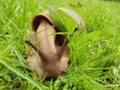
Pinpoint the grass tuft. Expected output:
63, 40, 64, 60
0, 0, 120, 89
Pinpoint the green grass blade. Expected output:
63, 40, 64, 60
0, 57, 47, 90
49, 7, 77, 35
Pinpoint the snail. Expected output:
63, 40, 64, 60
25, 8, 86, 81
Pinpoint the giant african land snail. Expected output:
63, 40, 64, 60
25, 8, 86, 81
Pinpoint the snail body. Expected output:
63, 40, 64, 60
26, 11, 69, 81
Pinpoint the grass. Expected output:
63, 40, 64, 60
0, 0, 120, 89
